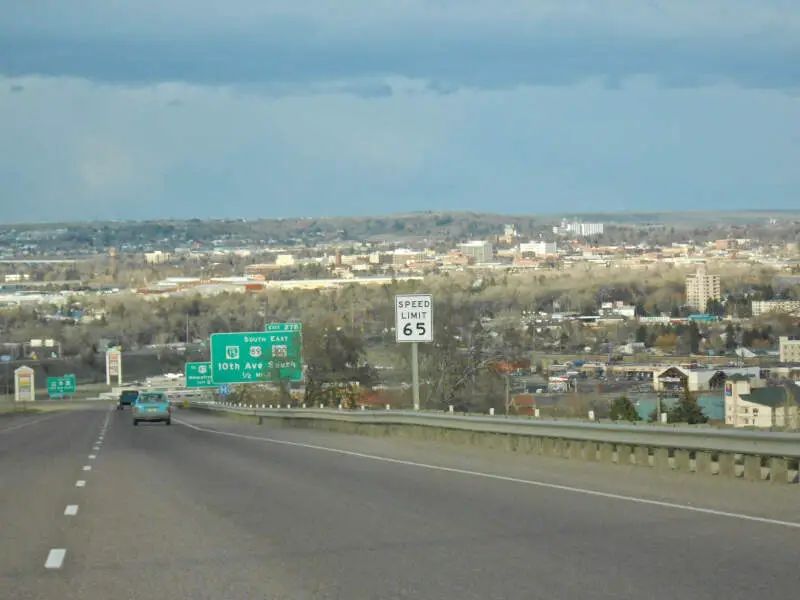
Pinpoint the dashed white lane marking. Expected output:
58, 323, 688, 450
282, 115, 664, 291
82, 465, 92, 471
45, 549, 66, 569
176, 417, 800, 531
89, 454, 96, 459
76, 480, 86, 487
93, 446, 100, 451
64, 505, 79, 516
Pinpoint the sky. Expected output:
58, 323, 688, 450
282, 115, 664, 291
0, 1, 798, 223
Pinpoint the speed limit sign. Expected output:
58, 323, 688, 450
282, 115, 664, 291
395, 294, 433, 343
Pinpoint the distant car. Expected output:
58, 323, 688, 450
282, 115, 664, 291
132, 391, 172, 426
118, 389, 139, 410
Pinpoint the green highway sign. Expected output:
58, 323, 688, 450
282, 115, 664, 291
266, 322, 302, 332
185, 362, 216, 388
210, 327, 303, 384
47, 374, 76, 397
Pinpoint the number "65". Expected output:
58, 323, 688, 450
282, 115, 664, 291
403, 323, 426, 336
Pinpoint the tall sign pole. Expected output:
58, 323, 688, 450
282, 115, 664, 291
106, 348, 122, 387
395, 294, 433, 411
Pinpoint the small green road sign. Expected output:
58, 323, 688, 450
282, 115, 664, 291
185, 362, 216, 388
47, 374, 76, 397
266, 322, 302, 332
210, 328, 303, 384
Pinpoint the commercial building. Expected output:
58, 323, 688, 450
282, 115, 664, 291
685, 263, 721, 312
459, 241, 494, 264
519, 241, 557, 257
724, 376, 800, 429
553, 219, 604, 237
779, 336, 800, 363
751, 300, 800, 317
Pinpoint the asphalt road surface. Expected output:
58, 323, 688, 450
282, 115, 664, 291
1, 405, 799, 600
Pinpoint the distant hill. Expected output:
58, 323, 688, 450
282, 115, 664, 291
1, 210, 798, 252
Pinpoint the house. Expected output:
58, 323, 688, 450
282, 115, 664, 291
724, 375, 800, 429
653, 365, 762, 394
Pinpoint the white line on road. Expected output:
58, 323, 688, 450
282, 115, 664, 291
45, 549, 66, 569
76, 480, 86, 487
64, 505, 79, 516
175, 417, 800, 531
82, 465, 92, 471
93, 446, 100, 451
89, 454, 96, 459
0, 413, 60, 435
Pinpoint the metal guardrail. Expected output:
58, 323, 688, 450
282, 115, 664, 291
190, 402, 800, 459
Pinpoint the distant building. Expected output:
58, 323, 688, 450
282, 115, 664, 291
275, 254, 295, 267
144, 251, 171, 265
724, 376, 800, 428
752, 300, 800, 317
779, 336, 800, 363
392, 249, 425, 267
459, 241, 494, 264
500, 224, 519, 244
553, 219, 604, 237
519, 241, 557, 257
685, 263, 721, 312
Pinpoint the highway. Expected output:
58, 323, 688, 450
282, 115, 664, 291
1, 405, 798, 600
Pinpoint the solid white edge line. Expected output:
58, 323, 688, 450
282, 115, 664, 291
64, 505, 78, 516
45, 549, 66, 569
175, 417, 800, 530
76, 480, 86, 487
0, 413, 61, 435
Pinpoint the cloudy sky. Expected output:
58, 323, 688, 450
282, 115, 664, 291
1, 1, 798, 223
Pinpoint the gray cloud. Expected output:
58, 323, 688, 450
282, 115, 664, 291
1, 75, 798, 223
0, 1, 797, 91
3, 1, 799, 44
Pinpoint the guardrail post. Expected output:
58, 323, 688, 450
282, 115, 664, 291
695, 451, 713, 475
583, 441, 597, 461
542, 438, 555, 456
743, 455, 762, 481
634, 446, 649, 467
674, 449, 691, 472
568, 440, 582, 459
769, 457, 788, 484
448, 405, 454, 414
617, 444, 631, 466
718, 453, 736, 478
653, 448, 670, 471
600, 442, 613, 463
534, 408, 540, 418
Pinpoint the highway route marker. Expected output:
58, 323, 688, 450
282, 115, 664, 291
210, 328, 303, 384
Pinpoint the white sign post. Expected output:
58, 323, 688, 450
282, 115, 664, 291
105, 348, 122, 387
14, 365, 35, 405
395, 294, 434, 411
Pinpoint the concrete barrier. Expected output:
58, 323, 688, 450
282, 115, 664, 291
189, 403, 800, 484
